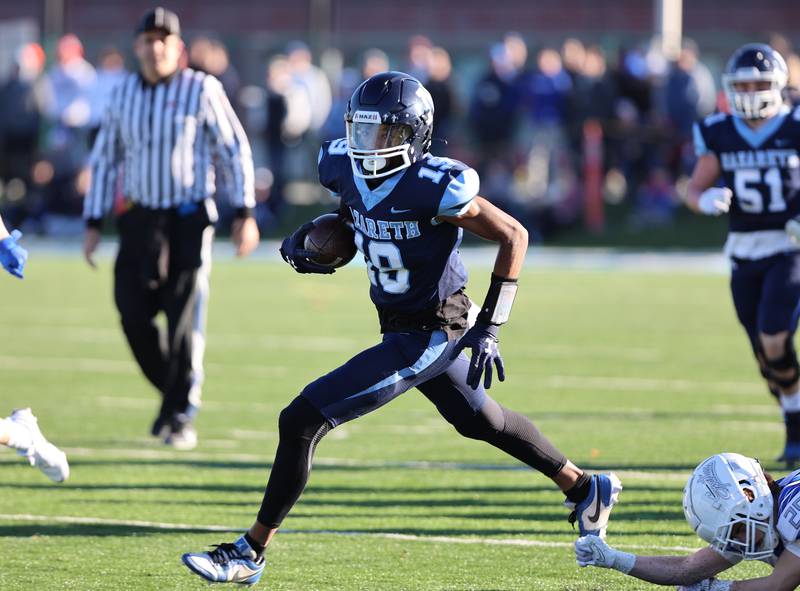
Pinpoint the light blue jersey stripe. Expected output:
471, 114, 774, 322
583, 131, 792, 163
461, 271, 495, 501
353, 166, 408, 211
693, 122, 708, 157
732, 105, 790, 148
342, 331, 449, 401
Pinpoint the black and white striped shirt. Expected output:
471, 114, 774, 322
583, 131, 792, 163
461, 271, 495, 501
84, 68, 254, 221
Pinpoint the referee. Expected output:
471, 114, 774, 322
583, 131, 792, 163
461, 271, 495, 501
83, 7, 259, 449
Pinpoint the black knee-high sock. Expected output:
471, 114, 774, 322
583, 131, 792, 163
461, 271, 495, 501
453, 397, 567, 478
564, 472, 592, 504
256, 396, 331, 528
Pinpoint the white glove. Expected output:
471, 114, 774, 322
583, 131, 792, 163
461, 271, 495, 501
697, 187, 732, 216
677, 579, 732, 591
786, 217, 800, 243
575, 535, 635, 574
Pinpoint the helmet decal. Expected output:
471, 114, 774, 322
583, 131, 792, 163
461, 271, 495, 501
352, 110, 382, 124
700, 462, 735, 501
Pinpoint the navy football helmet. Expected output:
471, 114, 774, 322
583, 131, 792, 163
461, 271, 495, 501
723, 43, 788, 120
345, 71, 434, 179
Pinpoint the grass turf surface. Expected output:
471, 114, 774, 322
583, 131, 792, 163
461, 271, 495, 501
0, 254, 782, 589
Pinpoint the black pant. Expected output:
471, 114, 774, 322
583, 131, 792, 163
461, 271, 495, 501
114, 203, 213, 422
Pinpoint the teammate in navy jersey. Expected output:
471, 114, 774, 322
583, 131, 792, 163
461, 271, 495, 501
182, 71, 621, 586
575, 453, 800, 590
686, 44, 800, 465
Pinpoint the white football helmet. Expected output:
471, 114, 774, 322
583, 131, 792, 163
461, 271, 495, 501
683, 453, 777, 560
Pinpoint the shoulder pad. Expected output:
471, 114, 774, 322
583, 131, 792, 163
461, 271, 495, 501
434, 160, 479, 218
318, 138, 349, 196
424, 155, 469, 175
325, 137, 349, 157
702, 112, 728, 128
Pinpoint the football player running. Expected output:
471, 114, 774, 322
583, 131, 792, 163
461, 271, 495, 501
182, 71, 621, 585
575, 453, 800, 591
686, 44, 800, 466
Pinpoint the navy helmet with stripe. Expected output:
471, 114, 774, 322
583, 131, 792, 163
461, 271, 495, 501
723, 43, 788, 120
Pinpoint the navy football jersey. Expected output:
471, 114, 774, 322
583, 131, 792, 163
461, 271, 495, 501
694, 106, 800, 234
318, 139, 478, 315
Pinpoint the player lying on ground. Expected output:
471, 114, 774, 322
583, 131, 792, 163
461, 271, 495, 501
686, 43, 800, 465
181, 71, 622, 585
575, 453, 800, 591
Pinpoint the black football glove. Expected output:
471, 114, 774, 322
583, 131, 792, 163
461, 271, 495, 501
450, 321, 505, 390
279, 222, 335, 274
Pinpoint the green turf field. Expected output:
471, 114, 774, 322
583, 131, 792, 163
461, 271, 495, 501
0, 254, 782, 590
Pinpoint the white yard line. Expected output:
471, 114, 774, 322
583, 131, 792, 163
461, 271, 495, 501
5, 325, 664, 362
10, 325, 363, 352
1, 351, 762, 395
94, 396, 280, 413
515, 344, 663, 362
542, 375, 762, 395
0, 355, 135, 373
54, 447, 691, 481
0, 355, 286, 377
0, 513, 701, 553
94, 396, 775, 421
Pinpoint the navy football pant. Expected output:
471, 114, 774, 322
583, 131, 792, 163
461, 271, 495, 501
731, 252, 800, 348
256, 330, 568, 528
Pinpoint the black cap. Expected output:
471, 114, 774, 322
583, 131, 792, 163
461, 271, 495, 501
135, 7, 180, 37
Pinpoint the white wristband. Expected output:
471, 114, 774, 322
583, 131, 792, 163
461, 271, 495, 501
612, 550, 636, 574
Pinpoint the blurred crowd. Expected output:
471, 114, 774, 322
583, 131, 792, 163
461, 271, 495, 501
3, 31, 800, 240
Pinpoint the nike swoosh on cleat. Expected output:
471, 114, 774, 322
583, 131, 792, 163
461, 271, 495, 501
587, 491, 602, 523
390, 206, 412, 214
231, 564, 263, 581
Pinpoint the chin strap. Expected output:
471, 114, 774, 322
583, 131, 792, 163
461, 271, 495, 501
477, 274, 518, 325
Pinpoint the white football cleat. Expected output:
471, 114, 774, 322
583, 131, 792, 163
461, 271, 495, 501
10, 408, 70, 483
566, 473, 622, 537
164, 415, 198, 451
183, 535, 265, 585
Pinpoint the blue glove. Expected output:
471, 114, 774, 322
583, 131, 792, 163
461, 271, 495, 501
0, 230, 27, 279
279, 222, 335, 275
450, 321, 505, 389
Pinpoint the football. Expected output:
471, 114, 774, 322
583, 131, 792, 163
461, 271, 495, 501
303, 213, 357, 268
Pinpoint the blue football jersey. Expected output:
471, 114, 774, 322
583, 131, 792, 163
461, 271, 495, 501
776, 469, 800, 553
318, 139, 478, 315
694, 106, 800, 233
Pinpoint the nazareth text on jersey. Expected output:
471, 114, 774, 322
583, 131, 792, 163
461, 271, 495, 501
318, 138, 479, 314
694, 106, 800, 232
